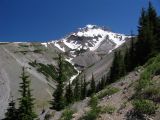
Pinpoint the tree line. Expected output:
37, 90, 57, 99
50, 54, 110, 111
109, 2, 160, 82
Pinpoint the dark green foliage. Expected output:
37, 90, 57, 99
29, 59, 77, 82
60, 108, 74, 120
125, 33, 136, 72
50, 54, 65, 111
109, 51, 125, 83
110, 51, 120, 82
81, 75, 87, 100
74, 79, 81, 101
100, 76, 106, 90
140, 86, 160, 102
96, 80, 100, 92
29, 61, 58, 81
135, 54, 160, 102
65, 81, 73, 105
18, 67, 37, 120
101, 105, 116, 114
133, 99, 157, 115
96, 86, 119, 99
63, 61, 78, 80
134, 2, 159, 65
155, 17, 160, 51
136, 55, 160, 91
89, 95, 98, 109
108, 2, 160, 85
90, 74, 96, 95
133, 55, 160, 116
80, 95, 101, 120
44, 114, 52, 120
3, 67, 37, 120
3, 99, 17, 120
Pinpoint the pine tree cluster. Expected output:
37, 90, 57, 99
109, 2, 160, 83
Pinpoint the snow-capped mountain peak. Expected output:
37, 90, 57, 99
42, 25, 130, 58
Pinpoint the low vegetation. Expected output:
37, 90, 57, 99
96, 86, 119, 99
133, 99, 157, 115
133, 55, 160, 116
101, 105, 116, 114
79, 95, 101, 120
29, 59, 77, 82
59, 108, 74, 120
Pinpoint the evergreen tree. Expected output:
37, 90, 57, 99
18, 67, 37, 120
135, 8, 149, 65
147, 2, 159, 54
65, 81, 73, 105
50, 54, 65, 111
110, 51, 119, 82
3, 98, 17, 120
81, 75, 87, 99
80, 77, 84, 100
74, 79, 81, 101
129, 32, 136, 70
96, 81, 101, 92
105, 74, 110, 86
124, 46, 130, 72
100, 76, 106, 90
109, 51, 123, 82
156, 17, 160, 51
118, 51, 125, 78
135, 2, 159, 65
90, 73, 96, 95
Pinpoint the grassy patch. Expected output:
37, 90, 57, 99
136, 55, 160, 91
96, 86, 119, 99
59, 108, 74, 120
132, 99, 157, 115
101, 105, 116, 114
79, 95, 101, 120
133, 54, 160, 116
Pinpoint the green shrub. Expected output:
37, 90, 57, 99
132, 99, 157, 115
101, 105, 116, 114
44, 113, 52, 120
60, 108, 74, 120
89, 95, 98, 108
96, 86, 119, 99
82, 109, 99, 120
79, 95, 101, 120
136, 54, 160, 91
143, 86, 160, 99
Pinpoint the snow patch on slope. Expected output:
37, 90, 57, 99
41, 43, 48, 47
54, 42, 65, 52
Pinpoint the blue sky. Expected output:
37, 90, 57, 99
0, 0, 160, 42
